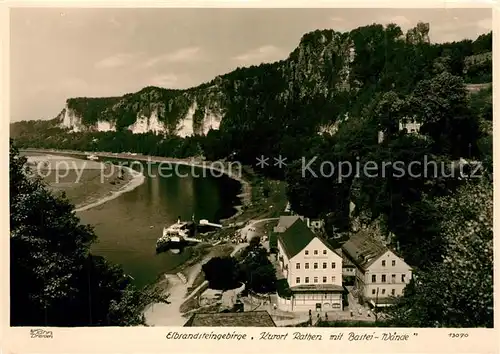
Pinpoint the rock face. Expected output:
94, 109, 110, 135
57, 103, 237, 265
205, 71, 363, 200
56, 82, 230, 136
59, 108, 85, 133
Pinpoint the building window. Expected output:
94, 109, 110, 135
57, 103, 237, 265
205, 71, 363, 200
391, 289, 395, 296
322, 262, 327, 269
382, 275, 387, 283
401, 274, 406, 283
391, 274, 396, 283
382, 260, 386, 266
305, 250, 309, 255
392, 260, 396, 266
314, 250, 318, 255
381, 289, 386, 295
372, 274, 376, 283
296, 277, 300, 284
314, 262, 318, 269
331, 276, 336, 283
322, 276, 327, 283
305, 263, 309, 269
305, 277, 309, 283
372, 289, 376, 295
296, 263, 300, 269
314, 277, 318, 283
323, 250, 327, 255
331, 262, 336, 269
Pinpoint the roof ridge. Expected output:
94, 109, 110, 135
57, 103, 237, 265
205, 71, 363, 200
278, 218, 316, 258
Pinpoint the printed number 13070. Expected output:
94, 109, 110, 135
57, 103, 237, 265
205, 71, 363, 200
448, 333, 469, 339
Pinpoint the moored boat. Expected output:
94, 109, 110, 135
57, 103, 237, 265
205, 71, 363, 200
155, 219, 195, 251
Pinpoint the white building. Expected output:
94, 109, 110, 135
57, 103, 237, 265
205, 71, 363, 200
398, 119, 421, 134
378, 117, 422, 143
275, 217, 344, 312
342, 231, 412, 308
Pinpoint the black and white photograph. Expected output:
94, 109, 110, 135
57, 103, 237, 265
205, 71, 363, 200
5, 3, 494, 346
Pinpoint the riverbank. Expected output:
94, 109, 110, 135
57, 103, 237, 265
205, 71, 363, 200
22, 152, 145, 212
74, 166, 144, 212
21, 149, 252, 218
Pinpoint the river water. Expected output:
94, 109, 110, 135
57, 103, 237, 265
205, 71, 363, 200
75, 161, 241, 288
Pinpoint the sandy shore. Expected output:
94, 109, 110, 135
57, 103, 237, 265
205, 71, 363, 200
23, 152, 146, 212
74, 166, 145, 212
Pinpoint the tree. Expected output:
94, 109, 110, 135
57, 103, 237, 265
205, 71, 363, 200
240, 246, 277, 294
249, 235, 261, 249
369, 91, 408, 138
9, 141, 167, 326
202, 256, 241, 290
385, 179, 493, 327
409, 72, 481, 158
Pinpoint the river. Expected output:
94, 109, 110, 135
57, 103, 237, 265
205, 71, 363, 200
71, 160, 241, 288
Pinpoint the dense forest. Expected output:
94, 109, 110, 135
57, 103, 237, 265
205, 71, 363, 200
10, 23, 493, 327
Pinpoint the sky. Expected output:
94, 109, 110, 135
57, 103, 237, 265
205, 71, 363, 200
10, 7, 492, 122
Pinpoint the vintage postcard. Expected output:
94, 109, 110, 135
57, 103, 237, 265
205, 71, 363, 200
1, 1, 497, 353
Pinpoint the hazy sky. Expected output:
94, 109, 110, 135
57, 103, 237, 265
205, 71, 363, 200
10, 7, 492, 122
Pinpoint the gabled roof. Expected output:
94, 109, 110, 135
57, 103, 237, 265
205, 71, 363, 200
277, 219, 340, 259
341, 231, 388, 271
276, 215, 302, 231
183, 310, 276, 327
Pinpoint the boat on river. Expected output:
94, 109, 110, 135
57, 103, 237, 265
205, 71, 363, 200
86, 154, 99, 161
155, 217, 222, 253
155, 219, 196, 252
